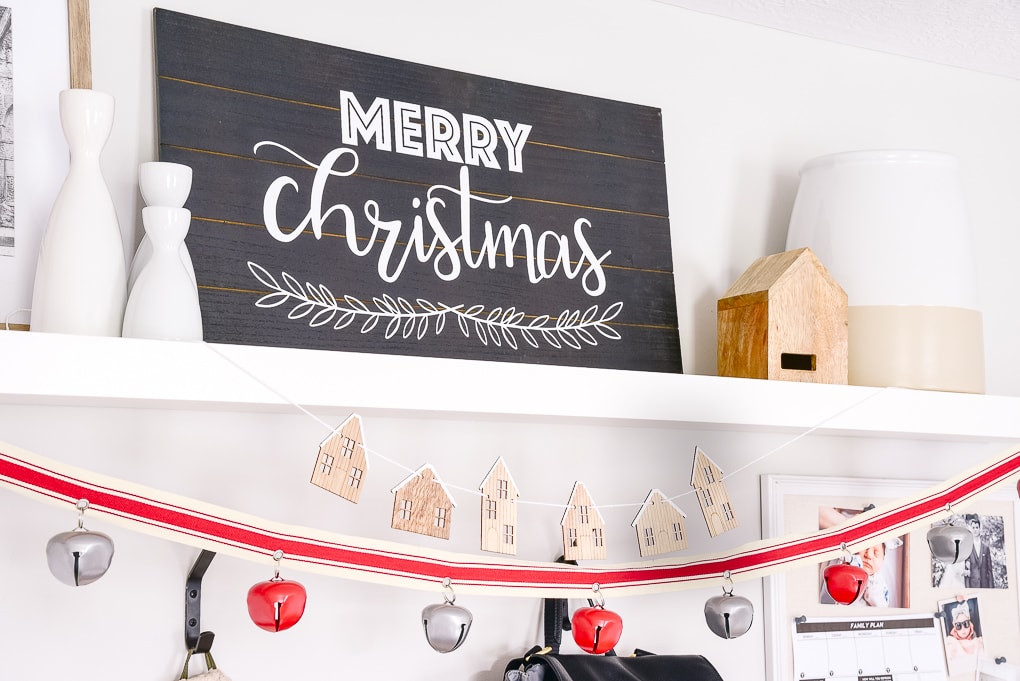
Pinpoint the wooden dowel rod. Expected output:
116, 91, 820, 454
67, 0, 92, 89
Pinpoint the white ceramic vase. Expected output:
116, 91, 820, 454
128, 161, 196, 292
122, 206, 203, 341
786, 149, 984, 393
31, 89, 127, 335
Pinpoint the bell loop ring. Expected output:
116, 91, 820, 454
441, 577, 457, 604
272, 549, 285, 581
941, 502, 959, 526
840, 542, 854, 563
75, 498, 90, 530
590, 582, 606, 608
721, 569, 734, 596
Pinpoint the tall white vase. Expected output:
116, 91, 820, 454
31, 89, 126, 336
122, 206, 203, 341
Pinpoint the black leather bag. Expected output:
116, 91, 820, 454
503, 598, 725, 681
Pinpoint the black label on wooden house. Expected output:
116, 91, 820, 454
153, 9, 682, 372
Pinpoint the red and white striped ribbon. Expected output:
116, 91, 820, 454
1, 440, 1017, 597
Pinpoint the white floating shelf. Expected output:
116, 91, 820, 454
2, 330, 1019, 442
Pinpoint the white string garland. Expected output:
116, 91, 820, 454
204, 342, 886, 512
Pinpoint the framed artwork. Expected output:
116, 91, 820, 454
939, 594, 986, 677
818, 504, 910, 608
977, 657, 1020, 681
0, 0, 70, 327
932, 511, 1009, 590
761, 474, 1020, 681
0, 5, 12, 255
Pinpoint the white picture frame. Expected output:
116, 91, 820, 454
0, 0, 69, 327
978, 658, 1020, 681
761, 474, 1020, 681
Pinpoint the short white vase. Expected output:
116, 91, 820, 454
122, 206, 203, 341
128, 161, 196, 292
31, 89, 127, 335
786, 149, 984, 393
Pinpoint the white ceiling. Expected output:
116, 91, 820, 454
655, 0, 1020, 81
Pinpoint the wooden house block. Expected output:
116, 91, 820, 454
479, 457, 520, 555
560, 482, 607, 561
718, 247, 848, 384
691, 447, 738, 537
631, 489, 688, 557
390, 464, 456, 540
309, 414, 369, 503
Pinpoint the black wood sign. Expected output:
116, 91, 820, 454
153, 9, 682, 373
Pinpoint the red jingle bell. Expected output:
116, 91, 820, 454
571, 603, 623, 654
247, 550, 307, 632
823, 561, 868, 605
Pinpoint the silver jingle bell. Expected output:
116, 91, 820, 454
422, 601, 473, 653
704, 592, 754, 639
46, 529, 115, 586
927, 523, 974, 565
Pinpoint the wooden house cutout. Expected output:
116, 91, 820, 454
631, 489, 688, 557
478, 456, 520, 555
390, 464, 457, 540
691, 447, 738, 537
717, 247, 848, 384
560, 481, 607, 561
309, 413, 369, 503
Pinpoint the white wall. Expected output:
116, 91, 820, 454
2, 0, 1020, 679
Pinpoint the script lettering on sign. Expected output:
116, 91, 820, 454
154, 9, 681, 372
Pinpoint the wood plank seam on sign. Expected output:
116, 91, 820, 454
152, 10, 666, 163
182, 261, 677, 327
184, 286, 679, 333
158, 148, 677, 277
193, 280, 680, 333
157, 76, 665, 166
174, 212, 676, 276
154, 79, 669, 217
161, 140, 671, 224
151, 66, 666, 163
154, 146, 673, 236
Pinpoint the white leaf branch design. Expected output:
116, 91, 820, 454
248, 261, 624, 350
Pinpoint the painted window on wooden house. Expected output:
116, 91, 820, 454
702, 465, 715, 484
568, 527, 578, 547
341, 437, 356, 458
579, 505, 590, 524
435, 507, 448, 529
498, 479, 509, 499
399, 499, 412, 520
673, 522, 683, 542
700, 488, 714, 507
347, 467, 363, 489
503, 524, 514, 545
486, 499, 497, 519
644, 527, 655, 547
722, 502, 735, 522
593, 528, 604, 547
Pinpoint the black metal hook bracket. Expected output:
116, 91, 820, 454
185, 550, 217, 653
